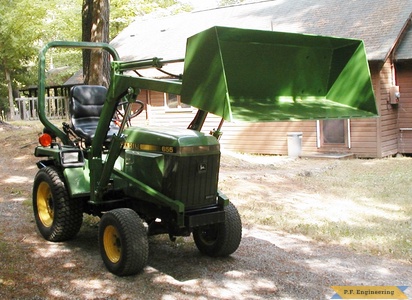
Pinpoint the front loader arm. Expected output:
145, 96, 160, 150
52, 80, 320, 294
90, 59, 182, 203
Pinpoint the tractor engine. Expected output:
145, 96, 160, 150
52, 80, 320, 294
119, 126, 220, 210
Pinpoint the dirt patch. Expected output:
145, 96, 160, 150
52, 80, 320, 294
0, 123, 411, 299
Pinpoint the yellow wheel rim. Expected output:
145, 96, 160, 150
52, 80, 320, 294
103, 225, 121, 263
37, 181, 54, 227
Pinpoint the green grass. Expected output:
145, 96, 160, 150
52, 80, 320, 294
226, 157, 412, 261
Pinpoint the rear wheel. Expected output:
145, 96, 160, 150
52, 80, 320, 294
99, 208, 149, 276
32, 166, 83, 242
193, 202, 242, 257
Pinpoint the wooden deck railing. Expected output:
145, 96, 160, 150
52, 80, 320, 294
14, 96, 69, 120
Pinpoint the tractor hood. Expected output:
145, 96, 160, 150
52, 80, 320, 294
123, 127, 220, 155
181, 26, 377, 122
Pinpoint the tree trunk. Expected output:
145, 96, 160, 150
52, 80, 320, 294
82, 0, 110, 87
82, 0, 92, 81
5, 67, 15, 121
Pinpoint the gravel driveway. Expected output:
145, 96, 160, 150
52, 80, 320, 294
0, 124, 411, 299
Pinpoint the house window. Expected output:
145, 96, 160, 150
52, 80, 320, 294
323, 119, 345, 144
165, 93, 190, 109
320, 119, 349, 147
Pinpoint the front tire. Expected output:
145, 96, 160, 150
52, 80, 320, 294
32, 166, 83, 242
99, 208, 149, 276
193, 202, 242, 257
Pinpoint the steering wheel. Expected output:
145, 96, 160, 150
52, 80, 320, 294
113, 100, 144, 127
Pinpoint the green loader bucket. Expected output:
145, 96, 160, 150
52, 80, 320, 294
181, 26, 377, 122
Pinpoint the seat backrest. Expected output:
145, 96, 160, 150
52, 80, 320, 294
69, 85, 108, 142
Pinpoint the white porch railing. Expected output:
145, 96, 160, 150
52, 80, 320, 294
14, 96, 69, 120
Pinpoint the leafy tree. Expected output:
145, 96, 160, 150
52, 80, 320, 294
0, 0, 192, 119
111, 0, 141, 39
110, 0, 192, 40
0, 0, 82, 119
218, 0, 246, 6
0, 0, 49, 119
39, 0, 83, 87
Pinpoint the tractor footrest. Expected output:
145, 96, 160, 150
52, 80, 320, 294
185, 210, 225, 228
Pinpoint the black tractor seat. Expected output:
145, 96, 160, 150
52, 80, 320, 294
69, 85, 119, 146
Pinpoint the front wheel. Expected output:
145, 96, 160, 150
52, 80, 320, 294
99, 208, 149, 276
32, 166, 83, 242
193, 202, 242, 257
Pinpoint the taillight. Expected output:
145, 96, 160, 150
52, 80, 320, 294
39, 133, 52, 147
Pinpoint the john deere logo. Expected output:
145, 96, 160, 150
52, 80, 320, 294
198, 163, 207, 173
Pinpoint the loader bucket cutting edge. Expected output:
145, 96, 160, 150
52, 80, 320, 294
181, 26, 377, 122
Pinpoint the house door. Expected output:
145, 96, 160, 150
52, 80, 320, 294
319, 119, 350, 149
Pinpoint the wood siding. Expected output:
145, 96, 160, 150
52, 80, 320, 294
396, 63, 412, 153
219, 121, 318, 154
348, 119, 378, 157
135, 89, 381, 157
377, 61, 399, 157
132, 60, 407, 158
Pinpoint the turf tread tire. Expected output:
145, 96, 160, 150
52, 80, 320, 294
193, 202, 242, 257
99, 208, 149, 276
33, 166, 83, 242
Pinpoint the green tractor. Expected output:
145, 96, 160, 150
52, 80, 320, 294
32, 26, 377, 276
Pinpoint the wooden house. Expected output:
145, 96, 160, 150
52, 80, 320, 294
110, 0, 412, 158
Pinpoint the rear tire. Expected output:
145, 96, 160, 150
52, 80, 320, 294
193, 202, 242, 257
32, 166, 83, 242
99, 208, 149, 276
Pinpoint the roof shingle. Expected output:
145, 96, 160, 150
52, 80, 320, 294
396, 21, 412, 60
111, 0, 412, 62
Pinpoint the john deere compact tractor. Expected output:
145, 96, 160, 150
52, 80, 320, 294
32, 26, 377, 276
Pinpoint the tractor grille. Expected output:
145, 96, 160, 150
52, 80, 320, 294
162, 154, 220, 209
